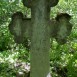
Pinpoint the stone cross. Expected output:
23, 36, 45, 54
8, 0, 72, 77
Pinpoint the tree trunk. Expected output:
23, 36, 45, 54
30, 0, 50, 77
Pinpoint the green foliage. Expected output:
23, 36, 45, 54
0, 24, 12, 51
50, 0, 77, 77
